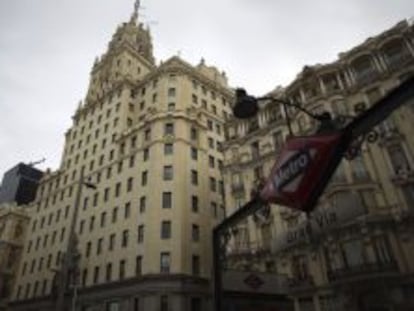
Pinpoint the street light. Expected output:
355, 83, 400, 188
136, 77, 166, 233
55, 171, 97, 311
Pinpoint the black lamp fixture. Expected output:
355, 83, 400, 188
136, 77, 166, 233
233, 88, 259, 119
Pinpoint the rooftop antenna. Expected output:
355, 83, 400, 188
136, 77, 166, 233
28, 158, 46, 167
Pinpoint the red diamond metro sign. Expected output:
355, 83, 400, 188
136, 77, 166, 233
260, 133, 348, 213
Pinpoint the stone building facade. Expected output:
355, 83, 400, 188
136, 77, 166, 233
222, 19, 414, 311
10, 4, 232, 311
0, 203, 30, 311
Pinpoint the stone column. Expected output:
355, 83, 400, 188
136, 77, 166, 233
299, 87, 306, 104
318, 77, 327, 95
371, 52, 386, 72
344, 65, 354, 86
375, 50, 389, 72
336, 71, 345, 90
402, 35, 414, 56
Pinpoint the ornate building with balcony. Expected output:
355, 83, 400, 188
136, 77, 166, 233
222, 19, 414, 311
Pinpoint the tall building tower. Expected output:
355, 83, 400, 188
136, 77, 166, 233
10, 2, 233, 310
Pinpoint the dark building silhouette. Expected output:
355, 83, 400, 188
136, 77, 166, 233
0, 163, 43, 206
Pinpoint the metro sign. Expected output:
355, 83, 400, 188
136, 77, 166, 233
260, 133, 348, 213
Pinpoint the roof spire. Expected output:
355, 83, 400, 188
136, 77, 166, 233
130, 0, 140, 24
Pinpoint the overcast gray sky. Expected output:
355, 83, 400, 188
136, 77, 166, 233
0, 0, 413, 177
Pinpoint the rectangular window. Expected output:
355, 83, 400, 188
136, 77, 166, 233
97, 238, 103, 255
144, 128, 151, 141
210, 177, 216, 192
341, 240, 365, 268
161, 221, 171, 239
82, 269, 88, 286
131, 136, 137, 149
208, 137, 214, 148
168, 103, 175, 111
162, 192, 172, 209
104, 188, 109, 202
208, 120, 213, 130
209, 155, 215, 168
163, 166, 173, 181
100, 212, 106, 227
93, 266, 99, 284
164, 143, 173, 155
191, 196, 199, 213
140, 196, 146, 213
124, 202, 131, 218
192, 255, 200, 276
192, 224, 200, 242
136, 256, 142, 275
119, 260, 126, 280
112, 207, 118, 223
164, 123, 174, 135
191, 127, 197, 140
115, 182, 121, 197
138, 225, 144, 243
141, 171, 148, 186
106, 263, 112, 281
143, 148, 149, 161
109, 234, 115, 251
191, 147, 198, 160
168, 87, 176, 97
86, 242, 91, 257
191, 170, 198, 185
122, 230, 129, 247
160, 252, 171, 273
93, 193, 99, 207
89, 216, 95, 231
129, 155, 135, 167
127, 177, 133, 192
192, 94, 198, 104
216, 124, 221, 135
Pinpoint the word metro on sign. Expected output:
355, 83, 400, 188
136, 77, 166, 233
260, 133, 347, 213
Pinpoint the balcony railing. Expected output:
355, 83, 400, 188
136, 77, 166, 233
288, 274, 315, 291
385, 52, 413, 72
391, 169, 414, 186
378, 127, 402, 144
354, 70, 379, 86
226, 241, 272, 259
327, 261, 398, 282
231, 183, 245, 194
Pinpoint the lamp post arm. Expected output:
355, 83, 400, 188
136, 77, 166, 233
258, 96, 324, 121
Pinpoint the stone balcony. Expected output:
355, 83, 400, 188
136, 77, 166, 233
327, 261, 399, 284
287, 275, 315, 293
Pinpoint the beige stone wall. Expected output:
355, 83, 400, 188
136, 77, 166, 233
0, 203, 30, 305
